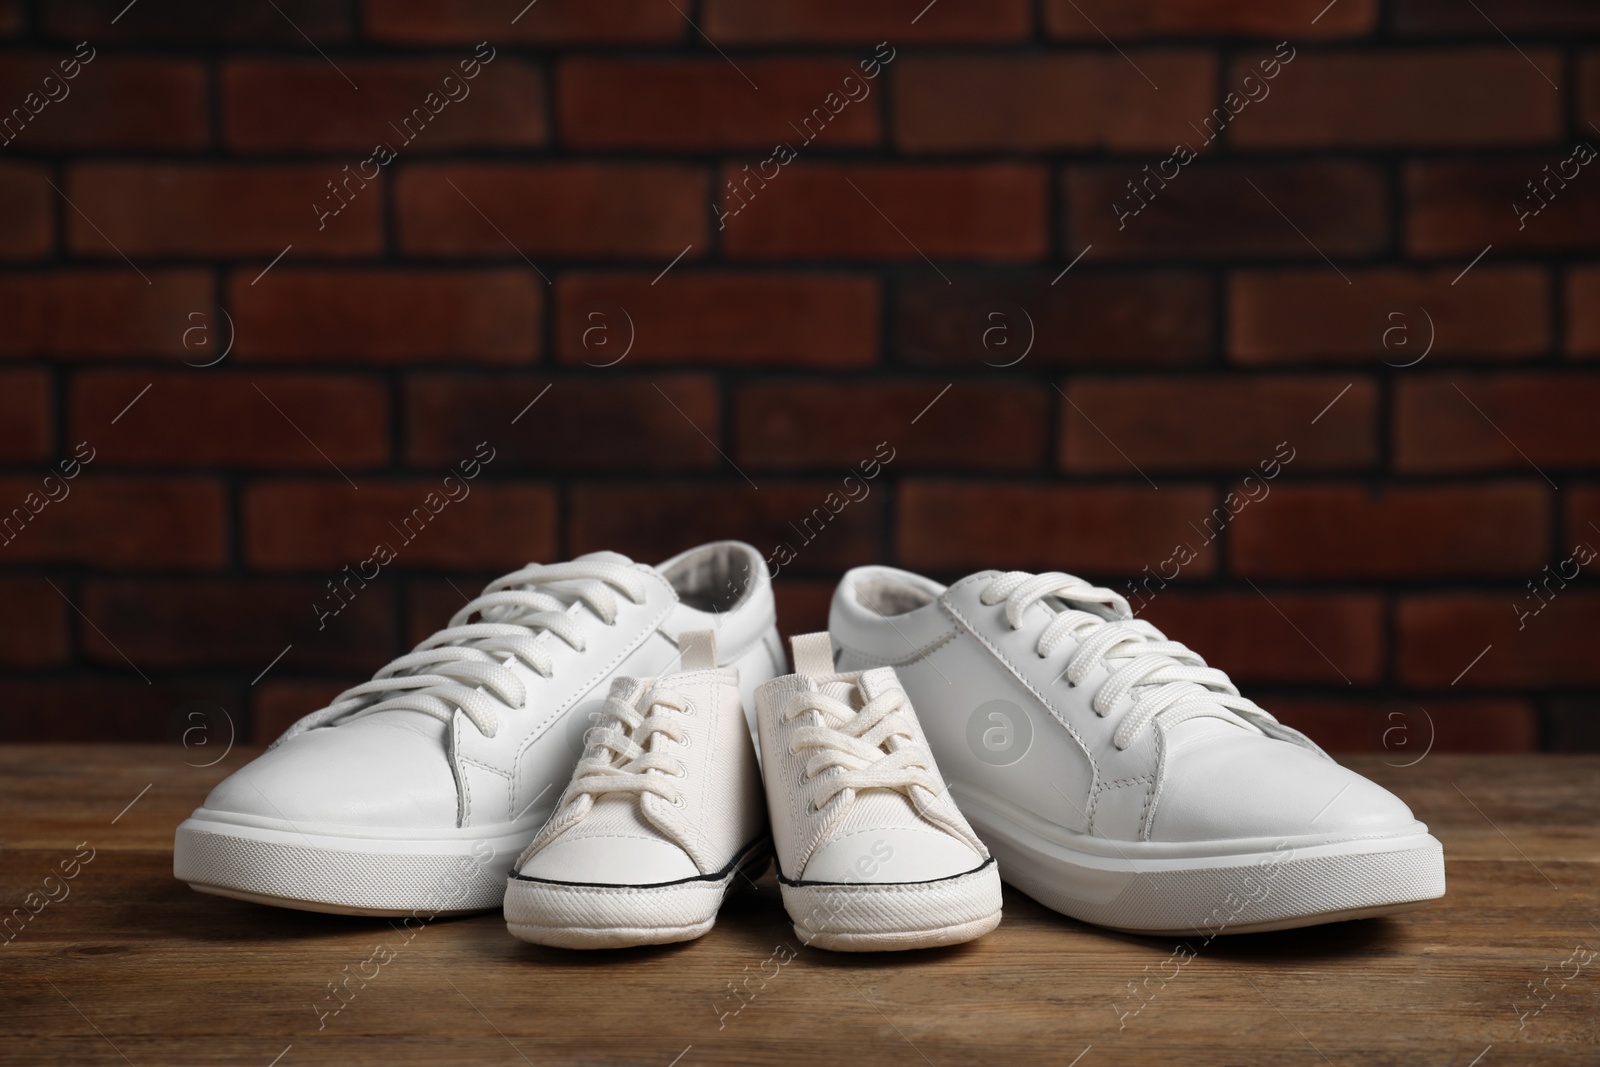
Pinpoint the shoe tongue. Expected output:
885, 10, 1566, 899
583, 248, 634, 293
816, 678, 862, 709
858, 667, 901, 702
342, 706, 451, 742
811, 669, 899, 711
1164, 714, 1251, 747
1034, 595, 1118, 627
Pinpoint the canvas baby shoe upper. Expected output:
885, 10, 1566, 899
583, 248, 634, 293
503, 630, 770, 948
754, 633, 1003, 952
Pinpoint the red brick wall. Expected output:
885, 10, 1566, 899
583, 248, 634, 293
1, 0, 1596, 752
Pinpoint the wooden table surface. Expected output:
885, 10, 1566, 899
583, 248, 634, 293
1, 745, 1596, 1066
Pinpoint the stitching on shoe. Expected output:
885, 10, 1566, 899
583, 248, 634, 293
457, 757, 513, 826
1089, 775, 1151, 836
832, 628, 960, 669
506, 591, 676, 806
939, 575, 1102, 792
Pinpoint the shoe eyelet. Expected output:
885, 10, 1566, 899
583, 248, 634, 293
672, 795, 686, 808
678, 734, 692, 750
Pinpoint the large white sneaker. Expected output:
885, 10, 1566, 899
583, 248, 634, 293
829, 567, 1445, 935
504, 631, 770, 948
174, 543, 782, 916
755, 633, 1003, 952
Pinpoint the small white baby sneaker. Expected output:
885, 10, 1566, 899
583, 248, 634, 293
504, 631, 770, 948
755, 632, 1003, 951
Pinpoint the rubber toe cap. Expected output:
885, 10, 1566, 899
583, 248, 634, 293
518, 835, 699, 885
804, 825, 986, 884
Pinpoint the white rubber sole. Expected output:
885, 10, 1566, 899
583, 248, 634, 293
953, 785, 1446, 935
781, 859, 1004, 952
173, 808, 543, 917
504, 840, 771, 949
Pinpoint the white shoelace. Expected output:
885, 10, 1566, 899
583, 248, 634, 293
981, 570, 1273, 750
303, 560, 647, 740
783, 684, 941, 814
567, 686, 692, 807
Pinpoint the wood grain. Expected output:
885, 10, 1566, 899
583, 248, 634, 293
1, 746, 1596, 1066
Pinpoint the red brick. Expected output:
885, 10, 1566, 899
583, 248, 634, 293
1268, 698, 1539, 754
231, 269, 540, 364
72, 372, 388, 470
364, 0, 682, 43
0, 576, 68, 667
1399, 594, 1600, 687
1230, 483, 1548, 579
571, 485, 883, 576
896, 271, 1213, 369
0, 163, 50, 259
405, 577, 486, 646
1395, 0, 1600, 34
406, 374, 722, 471
0, 681, 238, 743
0, 1, 20, 37
1138, 592, 1383, 685
1567, 486, 1600, 547
397, 164, 706, 260
1046, 0, 1376, 38
0, 55, 207, 149
1565, 267, 1600, 358
1396, 375, 1600, 472
721, 164, 1048, 262
555, 273, 877, 368
244, 480, 558, 571
0, 476, 226, 568
1067, 161, 1388, 262
0, 271, 208, 359
1227, 49, 1561, 149
44, 0, 349, 42
560, 58, 878, 151
895, 482, 1218, 576
0, 369, 50, 461
67, 164, 381, 258
1407, 158, 1600, 257
735, 381, 1047, 472
1548, 698, 1600, 752
252, 679, 356, 744
1229, 267, 1549, 364
895, 54, 1215, 154
81, 579, 397, 670
703, 1, 1030, 42
1582, 54, 1600, 139
774, 578, 833, 639
225, 58, 546, 153
1060, 376, 1376, 473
